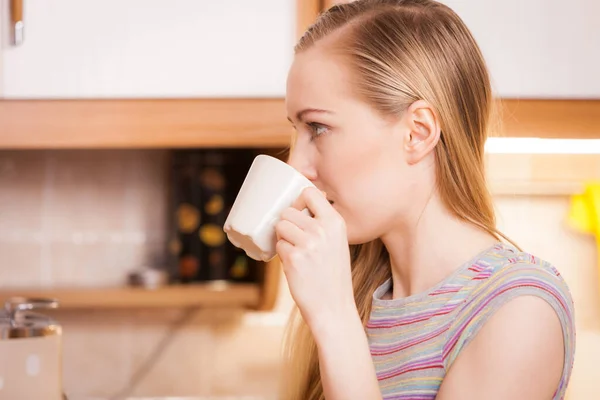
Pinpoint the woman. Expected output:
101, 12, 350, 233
274, 0, 575, 399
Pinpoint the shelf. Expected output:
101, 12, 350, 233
487, 153, 599, 196
489, 181, 584, 196
0, 282, 261, 309
499, 99, 600, 139
0, 98, 291, 149
0, 99, 597, 149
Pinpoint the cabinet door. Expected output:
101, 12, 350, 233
320, 0, 600, 99
1, 0, 295, 98
445, 0, 600, 98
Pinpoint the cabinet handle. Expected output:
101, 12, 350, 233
10, 0, 24, 46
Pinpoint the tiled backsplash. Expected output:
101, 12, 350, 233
0, 151, 596, 398
0, 150, 169, 287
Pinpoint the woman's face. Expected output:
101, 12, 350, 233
286, 47, 434, 244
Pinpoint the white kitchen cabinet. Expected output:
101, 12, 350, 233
1, 0, 295, 98
326, 0, 600, 99
444, 0, 600, 98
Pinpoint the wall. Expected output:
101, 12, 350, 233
0, 150, 596, 399
0, 150, 169, 288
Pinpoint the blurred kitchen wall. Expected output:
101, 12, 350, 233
0, 149, 597, 399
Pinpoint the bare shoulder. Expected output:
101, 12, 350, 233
437, 295, 564, 400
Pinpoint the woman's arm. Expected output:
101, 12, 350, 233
313, 308, 382, 400
437, 295, 564, 399
275, 187, 382, 400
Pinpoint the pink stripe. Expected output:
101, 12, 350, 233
377, 355, 443, 380
371, 326, 449, 356
368, 308, 453, 329
429, 288, 461, 296
378, 364, 444, 381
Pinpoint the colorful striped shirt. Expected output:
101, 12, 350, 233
367, 242, 575, 399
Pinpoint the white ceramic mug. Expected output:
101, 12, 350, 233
223, 154, 315, 262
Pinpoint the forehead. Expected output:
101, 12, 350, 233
286, 47, 353, 112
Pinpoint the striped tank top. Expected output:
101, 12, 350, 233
367, 242, 575, 399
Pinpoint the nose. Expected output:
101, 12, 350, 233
287, 142, 317, 182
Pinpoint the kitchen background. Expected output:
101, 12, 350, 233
0, 0, 599, 400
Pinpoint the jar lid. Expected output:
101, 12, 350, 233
0, 297, 61, 339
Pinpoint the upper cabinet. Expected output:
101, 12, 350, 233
323, 0, 600, 99
444, 0, 600, 99
1, 0, 296, 99
4, 0, 599, 100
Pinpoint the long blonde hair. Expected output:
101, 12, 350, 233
281, 1, 511, 399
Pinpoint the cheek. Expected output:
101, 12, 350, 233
321, 144, 405, 242
322, 134, 387, 183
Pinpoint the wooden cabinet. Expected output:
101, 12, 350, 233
0, 1, 597, 148
0, 99, 291, 149
1, 0, 295, 99
319, 0, 600, 99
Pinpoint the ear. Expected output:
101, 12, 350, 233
403, 100, 441, 165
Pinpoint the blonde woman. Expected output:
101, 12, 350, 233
274, 0, 575, 399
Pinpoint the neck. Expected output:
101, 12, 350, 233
380, 193, 498, 299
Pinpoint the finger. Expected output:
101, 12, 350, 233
291, 187, 332, 220
275, 238, 295, 264
275, 219, 306, 247
280, 207, 316, 231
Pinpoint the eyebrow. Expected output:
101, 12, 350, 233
287, 108, 333, 123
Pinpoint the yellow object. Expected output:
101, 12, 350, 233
568, 184, 600, 235
177, 203, 200, 233
199, 224, 226, 247
568, 183, 600, 288
205, 195, 224, 215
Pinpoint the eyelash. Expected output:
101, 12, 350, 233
306, 122, 329, 141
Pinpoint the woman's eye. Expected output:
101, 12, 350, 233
307, 122, 329, 140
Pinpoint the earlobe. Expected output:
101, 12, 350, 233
404, 133, 425, 165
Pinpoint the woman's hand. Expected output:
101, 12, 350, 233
275, 187, 383, 400
275, 186, 357, 335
